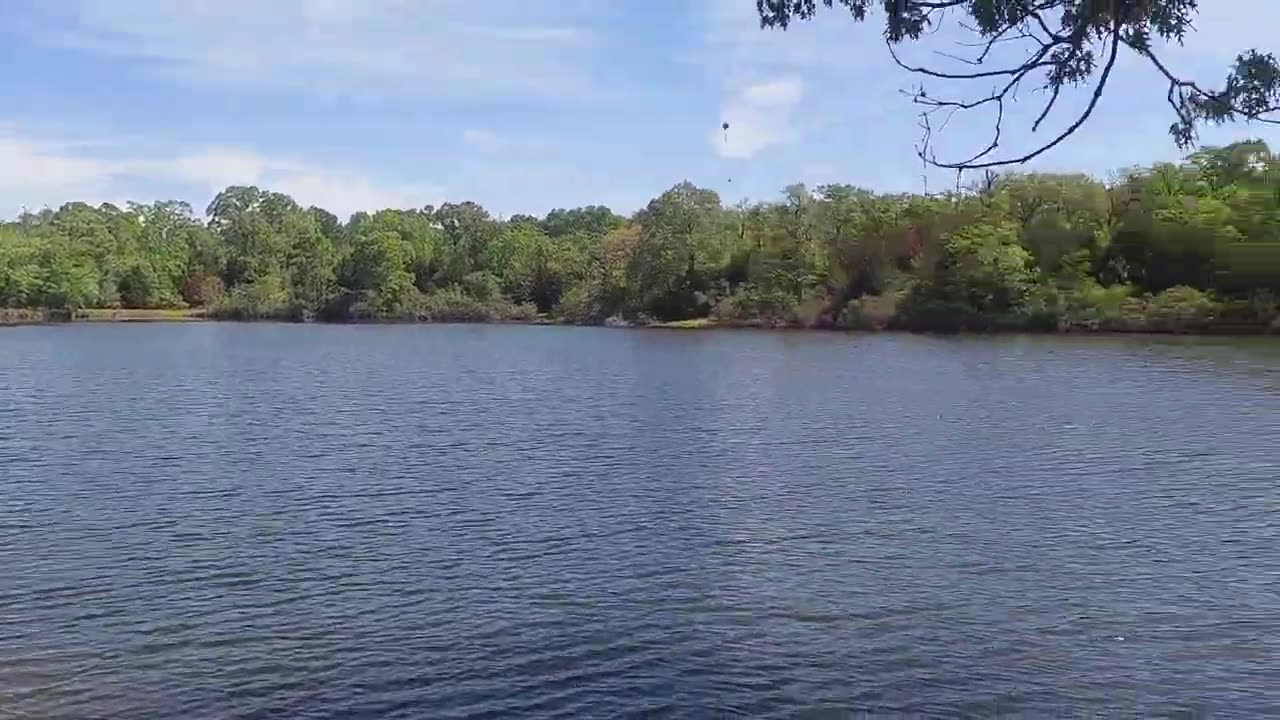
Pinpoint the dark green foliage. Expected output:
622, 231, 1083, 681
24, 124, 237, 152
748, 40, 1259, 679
892, 297, 992, 333
419, 287, 501, 323
2, 140, 1278, 333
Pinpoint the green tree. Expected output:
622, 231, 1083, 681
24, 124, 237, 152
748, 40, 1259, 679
503, 223, 576, 312
628, 182, 725, 319
433, 202, 499, 283
1, 142, 1276, 333
931, 221, 1037, 312
207, 186, 298, 286
340, 230, 415, 312
541, 206, 625, 238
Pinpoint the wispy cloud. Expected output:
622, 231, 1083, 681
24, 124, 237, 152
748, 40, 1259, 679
164, 147, 442, 218
27, 0, 608, 100
0, 129, 123, 214
0, 125, 441, 220
699, 0, 898, 161
715, 77, 806, 159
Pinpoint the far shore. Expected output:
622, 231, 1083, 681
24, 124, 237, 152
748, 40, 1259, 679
2, 308, 207, 325
3, 307, 1277, 337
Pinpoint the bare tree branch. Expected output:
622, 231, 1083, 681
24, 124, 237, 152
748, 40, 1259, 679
1032, 85, 1062, 132
920, 13, 1123, 170
757, 0, 1280, 169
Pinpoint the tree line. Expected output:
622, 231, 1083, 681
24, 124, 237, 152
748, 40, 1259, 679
2, 140, 1279, 332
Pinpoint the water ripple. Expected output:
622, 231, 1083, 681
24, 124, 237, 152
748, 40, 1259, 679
1, 325, 1278, 718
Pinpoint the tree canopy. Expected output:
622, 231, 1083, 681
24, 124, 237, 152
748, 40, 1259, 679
756, 1, 1279, 169
2, 140, 1278, 332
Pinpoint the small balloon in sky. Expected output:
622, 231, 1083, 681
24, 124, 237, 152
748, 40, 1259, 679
722, 122, 732, 184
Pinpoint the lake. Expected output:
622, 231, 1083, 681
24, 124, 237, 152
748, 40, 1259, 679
1, 324, 1278, 718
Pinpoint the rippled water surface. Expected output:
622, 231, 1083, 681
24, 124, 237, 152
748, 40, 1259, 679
2, 324, 1279, 718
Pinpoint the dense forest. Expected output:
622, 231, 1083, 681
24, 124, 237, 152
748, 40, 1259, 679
3, 140, 1280, 333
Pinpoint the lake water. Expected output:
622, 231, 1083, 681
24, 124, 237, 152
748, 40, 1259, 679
1, 324, 1278, 718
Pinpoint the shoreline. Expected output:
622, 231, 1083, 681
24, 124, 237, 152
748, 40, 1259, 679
3, 308, 1277, 337
1, 308, 208, 325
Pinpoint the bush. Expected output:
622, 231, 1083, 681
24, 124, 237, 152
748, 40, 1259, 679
1144, 285, 1216, 332
418, 289, 534, 323
793, 292, 830, 328
889, 281, 997, 332
1056, 282, 1226, 333
891, 297, 991, 333
1058, 281, 1138, 330
1252, 290, 1279, 325
554, 283, 608, 324
182, 273, 225, 308
708, 295, 748, 323
213, 276, 290, 320
420, 288, 497, 322
710, 284, 798, 326
1006, 283, 1063, 332
1017, 309, 1062, 332
837, 294, 897, 330
460, 271, 502, 302
117, 264, 163, 309
645, 288, 710, 322
501, 302, 539, 322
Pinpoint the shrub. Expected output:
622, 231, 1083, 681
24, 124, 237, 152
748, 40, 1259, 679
710, 284, 798, 326
500, 302, 539, 322
793, 292, 830, 328
213, 275, 290, 320
1144, 285, 1216, 332
891, 298, 990, 332
420, 287, 497, 322
1057, 281, 1138, 330
460, 271, 502, 303
418, 289, 535, 323
554, 283, 609, 324
182, 273, 225, 308
837, 294, 897, 330
1252, 290, 1279, 325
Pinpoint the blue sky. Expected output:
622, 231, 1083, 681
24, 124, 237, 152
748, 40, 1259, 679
2, 0, 1278, 220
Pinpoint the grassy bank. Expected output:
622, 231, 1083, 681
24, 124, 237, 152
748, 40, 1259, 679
77, 308, 206, 322
1, 308, 206, 325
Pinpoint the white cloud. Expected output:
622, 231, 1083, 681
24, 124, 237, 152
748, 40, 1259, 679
461, 129, 501, 153
171, 149, 274, 192
0, 131, 124, 214
742, 77, 805, 106
716, 77, 806, 159
0, 134, 110, 195
0, 126, 441, 220
31, 0, 607, 99
700, 0, 891, 161
270, 171, 439, 219
166, 147, 441, 218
